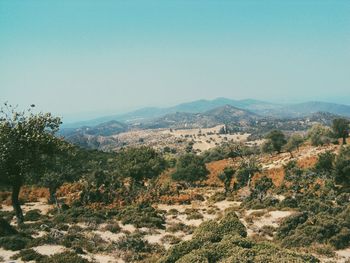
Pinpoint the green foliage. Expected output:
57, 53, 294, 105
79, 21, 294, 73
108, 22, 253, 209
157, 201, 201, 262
116, 146, 166, 183
276, 212, 309, 239
332, 118, 349, 144
53, 206, 109, 225
218, 167, 235, 194
334, 146, 350, 186
252, 176, 273, 201
171, 154, 209, 183
103, 222, 121, 233
284, 133, 304, 156
117, 233, 164, 262
0, 234, 31, 250
307, 124, 332, 146
11, 249, 46, 261
39, 252, 93, 263
24, 209, 42, 221
116, 204, 165, 229
261, 139, 275, 155
159, 209, 318, 263
315, 151, 335, 173
0, 217, 17, 237
184, 208, 204, 220
265, 130, 287, 153
201, 143, 256, 163
0, 103, 62, 222
235, 157, 261, 189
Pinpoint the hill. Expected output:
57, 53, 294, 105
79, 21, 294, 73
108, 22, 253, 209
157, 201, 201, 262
142, 104, 259, 129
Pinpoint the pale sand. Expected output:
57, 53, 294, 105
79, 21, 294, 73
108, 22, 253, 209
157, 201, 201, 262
32, 245, 66, 255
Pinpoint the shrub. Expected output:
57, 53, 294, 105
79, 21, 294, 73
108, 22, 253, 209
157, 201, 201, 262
184, 209, 203, 220
117, 204, 165, 229
329, 227, 350, 249
11, 249, 46, 261
315, 151, 335, 173
0, 234, 31, 250
39, 252, 93, 263
103, 222, 121, 233
24, 209, 42, 221
160, 234, 181, 245
171, 154, 209, 183
166, 222, 194, 234
0, 217, 17, 237
276, 212, 308, 239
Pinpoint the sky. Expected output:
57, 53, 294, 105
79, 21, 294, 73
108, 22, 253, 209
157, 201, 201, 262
1, 0, 349, 122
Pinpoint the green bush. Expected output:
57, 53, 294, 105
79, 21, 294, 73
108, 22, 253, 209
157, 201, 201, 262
0, 217, 17, 237
117, 204, 165, 229
24, 209, 42, 221
11, 249, 46, 261
0, 234, 31, 250
39, 252, 93, 263
103, 222, 121, 233
276, 212, 308, 239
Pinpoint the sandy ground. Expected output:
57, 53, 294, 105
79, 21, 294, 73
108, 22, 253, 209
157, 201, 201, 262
108, 125, 251, 153
335, 248, 350, 263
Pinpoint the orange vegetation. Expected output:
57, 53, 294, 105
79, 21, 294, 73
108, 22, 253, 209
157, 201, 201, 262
57, 182, 83, 205
297, 156, 318, 169
204, 159, 234, 186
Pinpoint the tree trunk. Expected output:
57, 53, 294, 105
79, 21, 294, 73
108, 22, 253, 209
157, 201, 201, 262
343, 136, 347, 145
247, 174, 252, 188
12, 183, 24, 224
289, 151, 294, 158
48, 186, 58, 205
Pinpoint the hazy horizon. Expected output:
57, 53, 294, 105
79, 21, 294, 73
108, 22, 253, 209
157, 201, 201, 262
1, 0, 349, 121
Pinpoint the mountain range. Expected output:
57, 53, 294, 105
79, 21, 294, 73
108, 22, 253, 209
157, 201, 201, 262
62, 98, 350, 129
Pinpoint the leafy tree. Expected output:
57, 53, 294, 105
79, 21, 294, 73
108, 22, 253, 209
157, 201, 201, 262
307, 124, 332, 146
115, 146, 166, 188
284, 134, 304, 158
332, 118, 349, 145
235, 157, 261, 189
0, 103, 61, 223
39, 141, 79, 205
265, 130, 287, 153
253, 176, 273, 202
218, 167, 235, 195
334, 146, 350, 187
171, 154, 209, 184
261, 140, 274, 155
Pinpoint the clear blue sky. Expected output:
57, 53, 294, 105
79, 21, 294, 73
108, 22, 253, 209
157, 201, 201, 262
1, 0, 349, 122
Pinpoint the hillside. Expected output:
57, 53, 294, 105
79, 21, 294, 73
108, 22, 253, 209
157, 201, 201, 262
142, 104, 259, 129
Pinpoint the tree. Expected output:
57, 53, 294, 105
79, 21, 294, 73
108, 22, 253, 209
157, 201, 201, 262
235, 157, 261, 189
332, 118, 349, 145
265, 130, 287, 153
253, 176, 273, 202
334, 146, 350, 187
39, 141, 79, 205
218, 167, 235, 195
115, 146, 166, 188
261, 140, 275, 155
307, 124, 332, 146
284, 134, 304, 158
0, 103, 61, 223
171, 154, 209, 184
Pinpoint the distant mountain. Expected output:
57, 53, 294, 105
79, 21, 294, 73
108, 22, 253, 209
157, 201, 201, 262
60, 120, 127, 137
62, 98, 277, 128
142, 104, 259, 129
62, 98, 350, 130
276, 101, 350, 117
